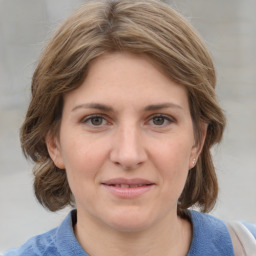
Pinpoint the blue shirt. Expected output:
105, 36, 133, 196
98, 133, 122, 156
3, 210, 256, 256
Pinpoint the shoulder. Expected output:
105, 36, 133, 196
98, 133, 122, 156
2, 211, 71, 256
2, 228, 59, 256
187, 210, 234, 256
3, 210, 87, 256
187, 210, 256, 256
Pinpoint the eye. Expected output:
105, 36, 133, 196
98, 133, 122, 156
148, 115, 174, 127
81, 115, 107, 127
152, 116, 166, 125
90, 116, 104, 126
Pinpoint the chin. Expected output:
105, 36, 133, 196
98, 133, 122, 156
105, 209, 155, 233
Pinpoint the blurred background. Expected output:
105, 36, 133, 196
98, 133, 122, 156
0, 0, 256, 252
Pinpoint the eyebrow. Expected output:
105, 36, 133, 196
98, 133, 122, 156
144, 103, 183, 111
71, 102, 183, 112
72, 103, 114, 112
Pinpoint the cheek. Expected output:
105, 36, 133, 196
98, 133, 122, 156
60, 137, 108, 185
61, 133, 105, 167
153, 139, 192, 171
61, 138, 109, 205
151, 139, 192, 192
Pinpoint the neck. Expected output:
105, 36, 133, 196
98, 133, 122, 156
74, 209, 192, 256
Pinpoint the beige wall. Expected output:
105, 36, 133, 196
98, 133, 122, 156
1, 0, 255, 251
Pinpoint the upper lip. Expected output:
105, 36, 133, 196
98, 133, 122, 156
101, 178, 155, 186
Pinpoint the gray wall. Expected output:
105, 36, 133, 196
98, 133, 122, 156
1, 0, 256, 251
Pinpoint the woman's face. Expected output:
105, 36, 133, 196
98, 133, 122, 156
48, 52, 203, 232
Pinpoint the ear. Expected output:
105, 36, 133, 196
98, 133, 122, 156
189, 123, 207, 169
45, 132, 65, 169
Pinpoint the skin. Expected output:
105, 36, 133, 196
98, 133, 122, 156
47, 52, 206, 255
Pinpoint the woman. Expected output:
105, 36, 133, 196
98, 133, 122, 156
4, 0, 256, 255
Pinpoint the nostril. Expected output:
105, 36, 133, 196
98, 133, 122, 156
109, 136, 147, 169
112, 160, 143, 170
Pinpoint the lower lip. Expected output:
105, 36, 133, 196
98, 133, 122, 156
102, 184, 154, 199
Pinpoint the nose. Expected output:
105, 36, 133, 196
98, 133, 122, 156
109, 125, 147, 170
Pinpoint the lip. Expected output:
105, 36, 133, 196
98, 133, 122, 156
101, 178, 155, 199
102, 178, 154, 186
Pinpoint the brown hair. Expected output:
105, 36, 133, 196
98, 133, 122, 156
20, 0, 226, 214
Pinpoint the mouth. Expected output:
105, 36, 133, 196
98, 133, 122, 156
102, 177, 154, 187
101, 178, 155, 198
107, 184, 151, 188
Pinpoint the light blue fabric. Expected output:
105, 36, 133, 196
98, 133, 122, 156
3, 211, 88, 256
3, 210, 256, 256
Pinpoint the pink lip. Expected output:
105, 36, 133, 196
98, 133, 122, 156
102, 178, 154, 186
101, 178, 155, 199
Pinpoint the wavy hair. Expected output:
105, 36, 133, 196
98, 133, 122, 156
20, 0, 226, 214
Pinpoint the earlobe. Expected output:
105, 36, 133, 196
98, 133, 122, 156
189, 157, 197, 170
45, 133, 65, 169
189, 123, 208, 169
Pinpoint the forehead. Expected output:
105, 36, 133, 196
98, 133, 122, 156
63, 52, 190, 112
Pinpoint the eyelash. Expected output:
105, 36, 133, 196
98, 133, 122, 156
147, 114, 174, 127
80, 114, 175, 128
81, 114, 109, 127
